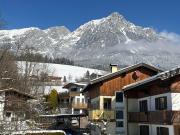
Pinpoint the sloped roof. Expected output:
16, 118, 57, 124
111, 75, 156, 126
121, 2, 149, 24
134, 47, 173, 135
0, 88, 35, 99
63, 82, 88, 89
122, 66, 180, 92
82, 63, 162, 92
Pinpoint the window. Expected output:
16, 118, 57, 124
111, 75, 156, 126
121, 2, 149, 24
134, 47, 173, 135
66, 99, 69, 103
82, 98, 85, 103
155, 97, 167, 110
116, 110, 123, 119
140, 125, 149, 135
103, 98, 111, 110
71, 88, 77, 91
92, 101, 99, 109
116, 92, 123, 102
76, 98, 80, 103
116, 121, 123, 127
157, 127, 169, 135
6, 112, 11, 118
139, 100, 148, 112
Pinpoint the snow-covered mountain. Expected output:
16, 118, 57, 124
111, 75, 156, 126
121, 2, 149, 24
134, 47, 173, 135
0, 12, 180, 69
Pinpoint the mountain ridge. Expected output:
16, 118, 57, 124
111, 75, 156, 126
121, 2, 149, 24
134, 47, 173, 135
0, 12, 179, 70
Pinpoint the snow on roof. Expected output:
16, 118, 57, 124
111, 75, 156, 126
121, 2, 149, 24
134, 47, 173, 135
0, 88, 34, 99
44, 86, 68, 94
63, 82, 88, 89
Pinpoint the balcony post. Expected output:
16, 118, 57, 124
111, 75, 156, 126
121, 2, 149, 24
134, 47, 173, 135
125, 95, 129, 135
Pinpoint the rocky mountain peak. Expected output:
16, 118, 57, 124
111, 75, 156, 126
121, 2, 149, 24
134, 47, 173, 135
0, 12, 176, 70
108, 12, 125, 20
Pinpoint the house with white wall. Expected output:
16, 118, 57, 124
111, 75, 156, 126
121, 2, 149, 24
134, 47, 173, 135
122, 67, 180, 135
59, 82, 88, 114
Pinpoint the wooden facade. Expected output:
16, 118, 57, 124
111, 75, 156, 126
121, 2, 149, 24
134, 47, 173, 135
128, 111, 180, 125
174, 125, 180, 135
85, 66, 160, 99
124, 76, 180, 99
123, 68, 180, 135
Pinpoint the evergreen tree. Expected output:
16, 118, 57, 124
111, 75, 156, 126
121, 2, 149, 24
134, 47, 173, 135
85, 70, 90, 79
63, 76, 67, 83
47, 89, 59, 113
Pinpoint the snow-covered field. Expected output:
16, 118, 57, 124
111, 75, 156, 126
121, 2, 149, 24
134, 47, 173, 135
35, 86, 68, 95
17, 61, 107, 81
17, 61, 107, 94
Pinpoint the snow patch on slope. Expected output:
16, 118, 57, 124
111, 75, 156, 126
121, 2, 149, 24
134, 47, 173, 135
17, 61, 107, 82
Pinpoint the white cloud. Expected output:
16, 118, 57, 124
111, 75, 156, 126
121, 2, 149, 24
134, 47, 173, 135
160, 31, 180, 43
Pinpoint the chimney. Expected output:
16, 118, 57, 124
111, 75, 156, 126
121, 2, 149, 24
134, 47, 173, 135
110, 64, 118, 73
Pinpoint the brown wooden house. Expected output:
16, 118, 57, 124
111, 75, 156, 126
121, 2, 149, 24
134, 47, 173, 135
82, 63, 162, 121
123, 67, 180, 135
0, 88, 34, 122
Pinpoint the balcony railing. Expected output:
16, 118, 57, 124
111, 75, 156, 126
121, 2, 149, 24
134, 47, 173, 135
69, 92, 80, 97
128, 110, 180, 124
89, 110, 115, 120
59, 102, 87, 109
72, 103, 87, 109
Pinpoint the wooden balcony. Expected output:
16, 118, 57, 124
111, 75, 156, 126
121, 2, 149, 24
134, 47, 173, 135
128, 110, 180, 124
69, 91, 80, 97
89, 110, 115, 120
72, 103, 87, 109
59, 102, 87, 109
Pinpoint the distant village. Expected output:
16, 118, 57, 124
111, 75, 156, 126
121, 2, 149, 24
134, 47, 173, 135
0, 55, 180, 135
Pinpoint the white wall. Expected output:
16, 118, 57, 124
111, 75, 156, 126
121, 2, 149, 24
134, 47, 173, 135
128, 99, 138, 112
136, 92, 180, 112
74, 93, 85, 104
171, 93, 180, 110
138, 124, 174, 135
0, 92, 5, 121
128, 123, 139, 135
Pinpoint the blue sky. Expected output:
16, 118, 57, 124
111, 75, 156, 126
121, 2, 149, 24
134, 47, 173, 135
0, 0, 180, 34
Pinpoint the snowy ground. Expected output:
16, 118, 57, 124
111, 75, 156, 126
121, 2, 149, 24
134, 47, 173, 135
17, 61, 107, 94
17, 61, 107, 82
